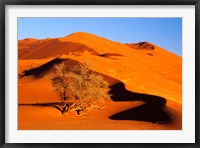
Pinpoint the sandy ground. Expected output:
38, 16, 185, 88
18, 101, 181, 130
18, 32, 182, 130
18, 78, 182, 130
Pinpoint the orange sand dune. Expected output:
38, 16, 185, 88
18, 32, 181, 101
19, 39, 98, 59
18, 32, 182, 130
126, 42, 155, 50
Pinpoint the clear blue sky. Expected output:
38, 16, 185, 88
18, 18, 182, 56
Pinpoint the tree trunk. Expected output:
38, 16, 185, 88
61, 102, 69, 114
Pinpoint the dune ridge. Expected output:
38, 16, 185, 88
18, 32, 182, 130
126, 42, 155, 50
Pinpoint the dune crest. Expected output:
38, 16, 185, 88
126, 42, 155, 50
18, 32, 182, 130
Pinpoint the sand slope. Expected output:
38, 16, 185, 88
18, 32, 182, 130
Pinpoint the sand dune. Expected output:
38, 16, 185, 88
18, 32, 182, 130
126, 42, 155, 50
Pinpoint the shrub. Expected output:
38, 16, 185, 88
50, 62, 111, 115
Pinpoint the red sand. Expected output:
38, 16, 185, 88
18, 101, 181, 130
18, 32, 182, 130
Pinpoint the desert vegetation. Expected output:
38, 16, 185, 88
50, 62, 111, 115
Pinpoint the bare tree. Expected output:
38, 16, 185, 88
51, 63, 69, 102
50, 62, 111, 115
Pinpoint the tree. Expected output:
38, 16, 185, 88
51, 63, 69, 102
50, 62, 111, 115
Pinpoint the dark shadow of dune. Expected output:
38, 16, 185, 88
19, 57, 80, 78
126, 42, 155, 50
109, 104, 171, 124
136, 42, 155, 50
19, 57, 65, 78
147, 53, 153, 56
19, 57, 172, 124
109, 82, 166, 106
99, 53, 124, 58
108, 82, 171, 124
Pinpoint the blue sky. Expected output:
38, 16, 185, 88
18, 18, 182, 56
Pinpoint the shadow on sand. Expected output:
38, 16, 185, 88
19, 102, 73, 114
19, 57, 65, 78
19, 57, 172, 124
109, 82, 172, 124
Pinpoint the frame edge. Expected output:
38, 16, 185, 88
195, 1, 200, 147
1, 0, 199, 147
0, 0, 5, 147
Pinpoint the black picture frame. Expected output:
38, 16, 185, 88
0, 0, 200, 147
